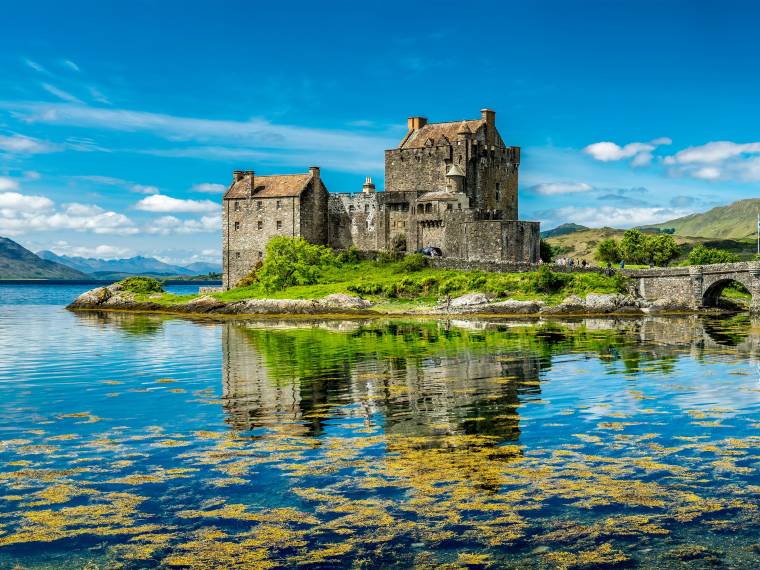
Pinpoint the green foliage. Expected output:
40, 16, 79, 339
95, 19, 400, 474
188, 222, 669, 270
335, 246, 360, 265
236, 261, 263, 288
661, 228, 675, 234
688, 244, 740, 265
539, 239, 555, 263
531, 266, 570, 293
619, 229, 645, 264
398, 253, 428, 273
116, 276, 164, 294
258, 236, 336, 292
595, 238, 621, 264
642, 233, 681, 266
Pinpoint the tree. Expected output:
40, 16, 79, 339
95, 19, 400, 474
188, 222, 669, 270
595, 238, 621, 264
618, 229, 645, 264
688, 244, 739, 265
642, 233, 680, 266
258, 236, 335, 291
539, 239, 555, 263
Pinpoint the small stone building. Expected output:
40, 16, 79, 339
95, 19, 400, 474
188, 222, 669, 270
222, 109, 539, 289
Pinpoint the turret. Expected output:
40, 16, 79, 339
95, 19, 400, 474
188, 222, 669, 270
446, 164, 465, 193
362, 176, 376, 193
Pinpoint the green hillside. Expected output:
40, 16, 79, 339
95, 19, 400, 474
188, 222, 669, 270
645, 198, 760, 239
0, 237, 90, 279
540, 223, 589, 239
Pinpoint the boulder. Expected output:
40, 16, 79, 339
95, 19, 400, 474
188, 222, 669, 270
542, 295, 586, 314
584, 293, 642, 313
448, 292, 491, 309
319, 293, 372, 310
477, 299, 544, 314
180, 295, 226, 312
69, 286, 112, 308
647, 297, 692, 312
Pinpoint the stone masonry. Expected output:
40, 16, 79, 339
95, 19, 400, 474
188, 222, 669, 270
222, 108, 540, 289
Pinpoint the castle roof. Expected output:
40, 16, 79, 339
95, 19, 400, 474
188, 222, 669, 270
223, 173, 314, 200
446, 164, 466, 177
417, 190, 461, 202
399, 119, 481, 149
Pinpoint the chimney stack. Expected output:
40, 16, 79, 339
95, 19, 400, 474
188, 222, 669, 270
362, 176, 376, 193
480, 108, 495, 127
233, 170, 244, 183
309, 166, 321, 191
407, 116, 428, 131
244, 170, 255, 197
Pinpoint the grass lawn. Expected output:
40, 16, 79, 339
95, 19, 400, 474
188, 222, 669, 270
132, 259, 629, 310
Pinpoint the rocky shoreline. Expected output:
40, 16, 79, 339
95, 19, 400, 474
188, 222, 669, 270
66, 283, 716, 318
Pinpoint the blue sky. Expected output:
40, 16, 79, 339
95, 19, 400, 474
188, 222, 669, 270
1, 0, 759, 264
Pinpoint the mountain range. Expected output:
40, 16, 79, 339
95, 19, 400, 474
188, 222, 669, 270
642, 198, 760, 240
0, 236, 220, 280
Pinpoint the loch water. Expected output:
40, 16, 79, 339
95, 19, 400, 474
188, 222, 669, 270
0, 284, 759, 569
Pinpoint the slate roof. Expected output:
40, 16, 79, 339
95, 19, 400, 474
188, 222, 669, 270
400, 120, 482, 149
223, 173, 313, 200
417, 190, 461, 202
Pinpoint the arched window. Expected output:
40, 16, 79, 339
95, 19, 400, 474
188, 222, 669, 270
425, 203, 432, 214
417, 204, 424, 214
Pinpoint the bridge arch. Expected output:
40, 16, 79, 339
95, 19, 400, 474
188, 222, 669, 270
701, 275, 753, 308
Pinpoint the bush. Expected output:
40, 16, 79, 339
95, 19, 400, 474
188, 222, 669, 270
642, 233, 681, 266
398, 253, 428, 273
335, 246, 360, 265
688, 244, 739, 265
439, 275, 470, 296
116, 276, 164, 294
540, 239, 555, 263
595, 238, 621, 264
531, 266, 570, 293
257, 236, 335, 291
236, 260, 263, 288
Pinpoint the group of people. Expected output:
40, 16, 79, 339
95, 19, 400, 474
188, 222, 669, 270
553, 257, 590, 268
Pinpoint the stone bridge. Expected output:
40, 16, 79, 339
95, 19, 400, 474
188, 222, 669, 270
628, 262, 760, 312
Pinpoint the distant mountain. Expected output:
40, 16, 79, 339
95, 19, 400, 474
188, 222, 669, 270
643, 198, 760, 239
37, 251, 220, 278
540, 223, 589, 239
0, 237, 90, 280
37, 252, 194, 277
184, 261, 222, 275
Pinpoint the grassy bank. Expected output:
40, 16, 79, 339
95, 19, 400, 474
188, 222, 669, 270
125, 258, 628, 312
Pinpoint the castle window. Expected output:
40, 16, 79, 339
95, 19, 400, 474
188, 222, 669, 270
257, 221, 263, 230
256, 201, 262, 210
258, 251, 263, 259
364, 204, 369, 213
234, 201, 240, 211
276, 220, 282, 230
425, 203, 432, 214
349, 205, 355, 213
446, 203, 452, 211
276, 200, 282, 210
458, 203, 462, 209
235, 252, 240, 259
496, 191, 501, 201
234, 221, 240, 231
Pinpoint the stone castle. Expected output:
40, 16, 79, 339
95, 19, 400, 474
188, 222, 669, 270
222, 108, 540, 289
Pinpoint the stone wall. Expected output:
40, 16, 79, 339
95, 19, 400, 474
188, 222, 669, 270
223, 196, 300, 289
327, 192, 380, 251
300, 178, 328, 245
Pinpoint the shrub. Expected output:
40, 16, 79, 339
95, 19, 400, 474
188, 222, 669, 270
117, 276, 164, 294
688, 244, 740, 265
399, 253, 428, 273
236, 260, 263, 288
595, 238, 621, 264
439, 275, 470, 296
257, 236, 335, 291
531, 266, 570, 293
642, 233, 681, 266
336, 246, 360, 265
540, 239, 555, 263
418, 276, 438, 294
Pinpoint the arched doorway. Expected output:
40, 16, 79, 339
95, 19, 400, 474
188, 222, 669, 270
702, 278, 752, 310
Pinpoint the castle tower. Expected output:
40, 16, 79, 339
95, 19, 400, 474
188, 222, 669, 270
445, 164, 465, 193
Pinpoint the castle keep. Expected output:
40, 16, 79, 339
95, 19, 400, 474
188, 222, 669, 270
222, 109, 540, 289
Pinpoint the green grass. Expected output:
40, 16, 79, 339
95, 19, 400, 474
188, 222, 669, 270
133, 259, 629, 310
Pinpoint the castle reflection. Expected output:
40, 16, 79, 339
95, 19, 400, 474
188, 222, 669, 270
220, 321, 542, 444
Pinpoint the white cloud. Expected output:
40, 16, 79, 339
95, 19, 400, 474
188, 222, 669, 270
40, 83, 82, 103
63, 59, 80, 72
583, 137, 671, 165
146, 214, 221, 235
2, 101, 393, 173
191, 182, 227, 194
0, 191, 53, 211
136, 194, 220, 214
0, 178, 20, 192
24, 59, 47, 74
532, 182, 593, 195
0, 133, 57, 154
131, 184, 159, 195
24, 171, 41, 180
0, 190, 136, 236
50, 241, 132, 259
664, 141, 760, 182
543, 205, 693, 229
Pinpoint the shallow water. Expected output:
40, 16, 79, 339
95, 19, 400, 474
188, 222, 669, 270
0, 285, 758, 568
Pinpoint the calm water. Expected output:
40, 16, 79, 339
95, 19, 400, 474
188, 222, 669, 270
0, 285, 758, 568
